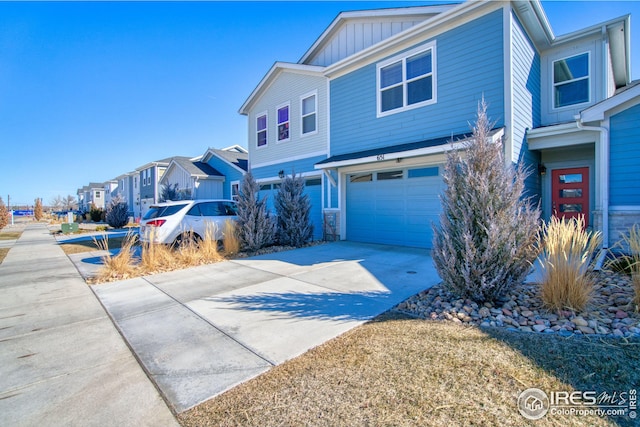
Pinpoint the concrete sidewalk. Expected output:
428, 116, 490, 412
92, 241, 440, 413
0, 224, 178, 427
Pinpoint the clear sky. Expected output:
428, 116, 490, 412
1, 1, 639, 207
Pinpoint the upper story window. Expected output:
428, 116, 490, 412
301, 92, 317, 135
277, 104, 290, 142
257, 113, 267, 147
377, 42, 436, 117
553, 52, 589, 108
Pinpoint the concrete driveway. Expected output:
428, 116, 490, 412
92, 241, 440, 413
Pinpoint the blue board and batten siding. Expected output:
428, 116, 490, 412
610, 103, 640, 206
511, 10, 541, 200
205, 156, 245, 200
330, 10, 505, 157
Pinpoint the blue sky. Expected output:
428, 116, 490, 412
1, 1, 639, 207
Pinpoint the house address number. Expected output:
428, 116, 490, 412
376, 154, 385, 161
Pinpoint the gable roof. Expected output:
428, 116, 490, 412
239, 62, 324, 115
201, 147, 249, 173
580, 80, 640, 123
172, 157, 223, 178
299, 5, 458, 66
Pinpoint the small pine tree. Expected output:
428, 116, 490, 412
89, 203, 103, 222
34, 198, 43, 221
0, 197, 8, 230
432, 99, 540, 303
236, 171, 276, 252
105, 196, 129, 228
275, 172, 313, 247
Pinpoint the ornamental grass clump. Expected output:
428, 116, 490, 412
222, 220, 240, 256
432, 99, 540, 303
94, 231, 138, 281
538, 216, 601, 312
609, 224, 640, 311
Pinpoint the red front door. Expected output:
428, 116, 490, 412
551, 167, 590, 227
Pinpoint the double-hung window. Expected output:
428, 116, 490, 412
553, 52, 590, 108
277, 104, 290, 142
378, 42, 436, 116
256, 113, 267, 147
301, 92, 317, 135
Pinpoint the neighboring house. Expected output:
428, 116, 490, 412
77, 183, 106, 212
103, 180, 118, 207
199, 145, 248, 200
241, 0, 635, 249
114, 171, 137, 219
159, 146, 248, 201
136, 157, 176, 217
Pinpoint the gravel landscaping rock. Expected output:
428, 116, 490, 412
394, 271, 640, 338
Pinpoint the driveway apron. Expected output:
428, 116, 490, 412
92, 241, 440, 413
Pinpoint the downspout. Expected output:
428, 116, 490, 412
575, 116, 609, 249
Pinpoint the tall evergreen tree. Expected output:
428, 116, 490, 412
432, 99, 540, 302
274, 172, 313, 247
236, 171, 275, 252
105, 195, 129, 228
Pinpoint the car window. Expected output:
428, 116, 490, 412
143, 204, 189, 220
198, 202, 223, 216
220, 201, 238, 216
186, 204, 202, 216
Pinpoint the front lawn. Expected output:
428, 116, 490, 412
179, 312, 639, 427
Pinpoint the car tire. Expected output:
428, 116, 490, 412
173, 232, 201, 248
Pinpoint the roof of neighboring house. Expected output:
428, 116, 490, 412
202, 147, 249, 172
135, 156, 193, 172
172, 157, 223, 178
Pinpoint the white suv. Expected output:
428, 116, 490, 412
139, 199, 238, 246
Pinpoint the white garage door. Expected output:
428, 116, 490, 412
346, 165, 444, 248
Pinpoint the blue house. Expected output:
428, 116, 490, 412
241, 1, 636, 249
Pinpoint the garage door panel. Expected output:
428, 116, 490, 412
346, 166, 443, 249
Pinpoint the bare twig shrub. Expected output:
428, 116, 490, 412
236, 171, 276, 252
432, 99, 540, 303
222, 220, 240, 256
538, 216, 601, 312
93, 231, 138, 281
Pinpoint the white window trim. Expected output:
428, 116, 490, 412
256, 111, 268, 149
551, 51, 591, 111
276, 102, 291, 143
300, 90, 318, 137
376, 41, 437, 118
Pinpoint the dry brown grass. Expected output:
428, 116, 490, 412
0, 248, 9, 264
139, 231, 176, 274
222, 220, 240, 256
538, 216, 602, 312
179, 313, 639, 427
0, 231, 22, 240
93, 232, 138, 281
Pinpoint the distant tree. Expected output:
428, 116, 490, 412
432, 99, 540, 303
274, 172, 313, 247
105, 195, 129, 228
34, 198, 43, 221
51, 195, 64, 211
64, 195, 78, 211
236, 171, 276, 252
89, 203, 103, 222
0, 197, 8, 230
160, 184, 192, 202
